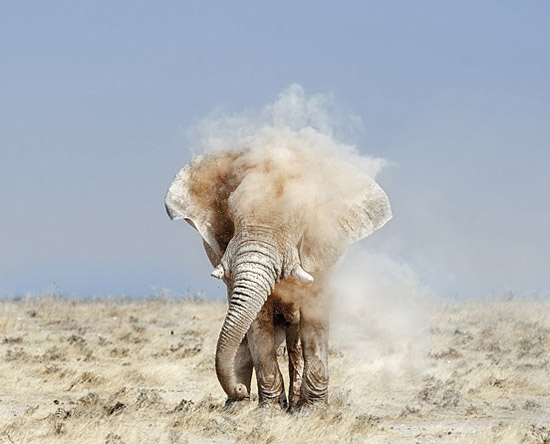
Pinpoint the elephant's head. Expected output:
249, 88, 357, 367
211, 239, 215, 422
165, 137, 391, 400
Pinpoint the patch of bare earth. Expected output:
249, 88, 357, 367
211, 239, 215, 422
0, 295, 549, 443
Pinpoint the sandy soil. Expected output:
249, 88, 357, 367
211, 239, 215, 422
0, 295, 549, 443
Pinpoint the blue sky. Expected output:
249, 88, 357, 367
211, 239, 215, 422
1, 1, 549, 298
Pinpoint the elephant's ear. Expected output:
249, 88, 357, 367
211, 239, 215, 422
299, 173, 392, 272
165, 151, 244, 257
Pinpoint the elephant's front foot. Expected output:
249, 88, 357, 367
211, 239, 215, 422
258, 387, 287, 409
257, 373, 287, 408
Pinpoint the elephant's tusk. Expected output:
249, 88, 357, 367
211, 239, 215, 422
292, 264, 314, 285
211, 264, 225, 280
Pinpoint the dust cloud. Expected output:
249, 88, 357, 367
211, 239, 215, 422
188, 84, 429, 378
329, 248, 430, 379
187, 83, 387, 178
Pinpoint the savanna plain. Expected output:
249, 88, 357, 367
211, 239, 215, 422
1, 294, 549, 444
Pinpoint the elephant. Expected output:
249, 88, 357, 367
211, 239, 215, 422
165, 132, 392, 407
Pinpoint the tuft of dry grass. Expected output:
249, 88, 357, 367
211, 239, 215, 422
0, 295, 549, 443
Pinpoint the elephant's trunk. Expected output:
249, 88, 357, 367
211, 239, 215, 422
215, 241, 281, 400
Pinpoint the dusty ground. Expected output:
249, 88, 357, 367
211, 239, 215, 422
0, 295, 549, 443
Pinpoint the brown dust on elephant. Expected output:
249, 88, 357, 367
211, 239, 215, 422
165, 129, 392, 408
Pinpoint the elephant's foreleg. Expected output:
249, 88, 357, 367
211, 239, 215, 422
247, 300, 287, 407
299, 305, 329, 405
285, 322, 304, 408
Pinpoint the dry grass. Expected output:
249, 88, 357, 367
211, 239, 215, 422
1, 295, 549, 443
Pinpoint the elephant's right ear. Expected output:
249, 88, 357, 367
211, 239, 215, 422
165, 151, 243, 257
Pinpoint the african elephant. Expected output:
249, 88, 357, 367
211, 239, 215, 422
165, 131, 392, 407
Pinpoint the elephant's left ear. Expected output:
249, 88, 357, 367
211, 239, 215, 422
299, 174, 392, 272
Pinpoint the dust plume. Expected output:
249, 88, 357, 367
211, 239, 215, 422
187, 84, 391, 253
329, 248, 430, 379
188, 84, 429, 377
187, 83, 387, 178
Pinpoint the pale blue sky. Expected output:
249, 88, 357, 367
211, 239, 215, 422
1, 1, 549, 298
